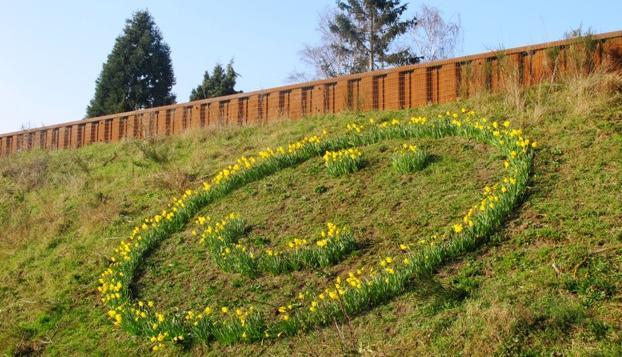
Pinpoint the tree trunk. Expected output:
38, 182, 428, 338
369, 8, 375, 71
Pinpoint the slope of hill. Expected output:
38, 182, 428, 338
1, 70, 621, 355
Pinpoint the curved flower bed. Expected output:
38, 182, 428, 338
193, 214, 356, 277
98, 109, 535, 351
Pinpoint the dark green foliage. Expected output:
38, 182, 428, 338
330, 0, 420, 72
86, 10, 176, 118
189, 61, 241, 101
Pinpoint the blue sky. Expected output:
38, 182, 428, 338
0, 0, 620, 134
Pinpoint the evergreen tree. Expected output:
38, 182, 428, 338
329, 0, 419, 73
86, 10, 176, 118
189, 61, 241, 101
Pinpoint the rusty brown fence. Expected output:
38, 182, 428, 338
1, 30, 621, 158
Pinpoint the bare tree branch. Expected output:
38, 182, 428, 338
292, 3, 462, 81
410, 5, 462, 62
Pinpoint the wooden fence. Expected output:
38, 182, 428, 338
1, 30, 621, 158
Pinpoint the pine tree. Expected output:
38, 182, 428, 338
329, 0, 419, 73
189, 61, 241, 101
86, 10, 176, 118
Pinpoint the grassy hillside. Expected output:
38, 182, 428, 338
1, 70, 621, 356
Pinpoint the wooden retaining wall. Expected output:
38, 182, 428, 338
1, 30, 621, 157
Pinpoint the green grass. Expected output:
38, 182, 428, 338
1, 71, 621, 355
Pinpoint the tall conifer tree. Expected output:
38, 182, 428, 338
329, 0, 419, 73
86, 10, 176, 118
